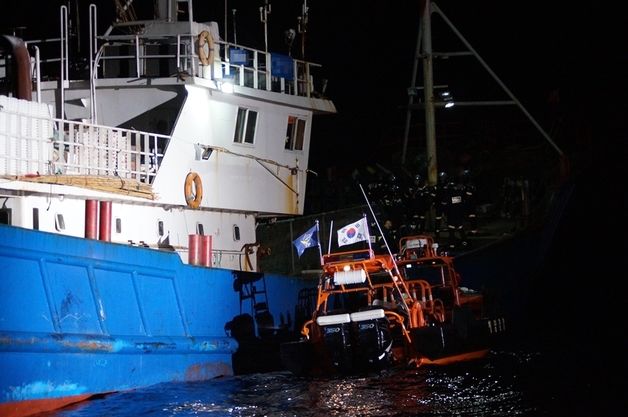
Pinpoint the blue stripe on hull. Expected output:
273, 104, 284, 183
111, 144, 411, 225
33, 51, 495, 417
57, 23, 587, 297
0, 225, 312, 407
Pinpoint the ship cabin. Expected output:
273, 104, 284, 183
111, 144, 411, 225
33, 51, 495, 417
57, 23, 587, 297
0, 0, 336, 271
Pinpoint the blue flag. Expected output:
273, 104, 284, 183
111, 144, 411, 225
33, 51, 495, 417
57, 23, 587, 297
293, 224, 319, 257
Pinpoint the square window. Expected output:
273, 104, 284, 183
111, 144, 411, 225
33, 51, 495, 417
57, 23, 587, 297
294, 118, 306, 150
234, 108, 258, 144
285, 116, 306, 151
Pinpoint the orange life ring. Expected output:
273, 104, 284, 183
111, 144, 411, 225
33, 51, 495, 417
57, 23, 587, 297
184, 172, 203, 208
198, 30, 215, 66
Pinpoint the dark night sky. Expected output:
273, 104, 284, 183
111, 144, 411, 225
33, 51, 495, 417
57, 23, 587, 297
1, 0, 619, 178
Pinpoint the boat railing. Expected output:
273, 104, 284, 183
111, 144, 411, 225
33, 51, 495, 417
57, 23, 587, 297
323, 248, 375, 265
399, 235, 437, 259
52, 118, 168, 184
0, 99, 54, 176
0, 105, 168, 184
91, 34, 323, 99
221, 42, 321, 97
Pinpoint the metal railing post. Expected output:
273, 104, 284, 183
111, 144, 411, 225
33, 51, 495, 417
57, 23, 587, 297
59, 5, 68, 119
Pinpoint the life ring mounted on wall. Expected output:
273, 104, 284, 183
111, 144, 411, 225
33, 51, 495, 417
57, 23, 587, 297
197, 30, 214, 66
184, 172, 203, 209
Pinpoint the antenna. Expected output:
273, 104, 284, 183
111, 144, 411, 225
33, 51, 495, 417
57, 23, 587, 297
298, 0, 308, 58
231, 8, 237, 44
224, 0, 228, 43
259, 0, 271, 53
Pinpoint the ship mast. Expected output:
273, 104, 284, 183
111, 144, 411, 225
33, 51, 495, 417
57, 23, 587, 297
401, 0, 438, 186
402, 0, 564, 187
421, 0, 437, 186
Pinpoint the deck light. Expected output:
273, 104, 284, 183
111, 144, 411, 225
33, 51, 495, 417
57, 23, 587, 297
195, 144, 214, 160
202, 147, 213, 159
217, 76, 235, 94
440, 91, 455, 108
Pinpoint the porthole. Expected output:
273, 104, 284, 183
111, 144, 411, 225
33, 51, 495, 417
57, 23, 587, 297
55, 213, 65, 231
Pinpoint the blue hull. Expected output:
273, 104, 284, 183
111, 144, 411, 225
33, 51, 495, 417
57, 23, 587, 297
0, 225, 312, 416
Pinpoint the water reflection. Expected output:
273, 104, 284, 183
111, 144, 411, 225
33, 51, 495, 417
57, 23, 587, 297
43, 350, 560, 417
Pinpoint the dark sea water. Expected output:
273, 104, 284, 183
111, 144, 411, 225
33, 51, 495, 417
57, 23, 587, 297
38, 351, 530, 417
39, 337, 615, 417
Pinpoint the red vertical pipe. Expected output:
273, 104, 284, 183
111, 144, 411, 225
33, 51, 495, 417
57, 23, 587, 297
85, 200, 98, 239
200, 235, 212, 267
99, 201, 112, 242
188, 234, 200, 265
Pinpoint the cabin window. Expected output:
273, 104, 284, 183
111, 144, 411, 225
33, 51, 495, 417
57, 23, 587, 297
0, 208, 12, 225
158, 220, 164, 236
234, 107, 257, 144
55, 213, 65, 231
233, 225, 240, 241
33, 208, 39, 230
285, 116, 306, 151
115, 218, 122, 234
196, 223, 205, 235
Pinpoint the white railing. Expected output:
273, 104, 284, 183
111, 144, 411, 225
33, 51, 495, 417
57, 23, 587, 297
53, 119, 168, 184
0, 106, 169, 184
221, 42, 320, 97
0, 97, 53, 175
92, 34, 322, 98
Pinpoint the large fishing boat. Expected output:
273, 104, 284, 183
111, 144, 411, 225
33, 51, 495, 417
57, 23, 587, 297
0, 1, 334, 416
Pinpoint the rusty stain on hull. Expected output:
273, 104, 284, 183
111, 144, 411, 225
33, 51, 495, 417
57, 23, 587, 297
62, 340, 115, 352
185, 362, 232, 381
285, 172, 297, 214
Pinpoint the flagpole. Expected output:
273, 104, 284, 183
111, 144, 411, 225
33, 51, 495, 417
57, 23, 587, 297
315, 220, 324, 266
358, 183, 402, 276
328, 220, 333, 255
358, 183, 410, 315
363, 213, 373, 256
359, 184, 392, 256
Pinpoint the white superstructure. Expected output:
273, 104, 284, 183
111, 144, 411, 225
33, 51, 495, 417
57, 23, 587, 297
0, 0, 335, 271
